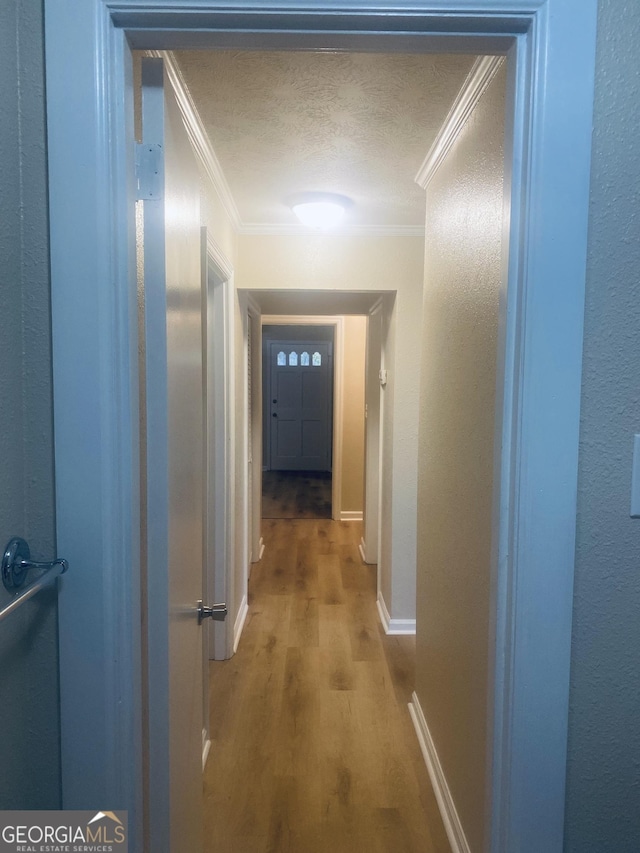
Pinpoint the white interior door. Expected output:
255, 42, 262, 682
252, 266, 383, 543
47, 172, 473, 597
141, 57, 204, 853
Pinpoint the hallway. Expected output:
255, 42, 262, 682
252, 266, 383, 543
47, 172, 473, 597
203, 518, 449, 852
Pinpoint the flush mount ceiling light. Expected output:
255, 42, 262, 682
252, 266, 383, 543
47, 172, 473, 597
289, 192, 353, 230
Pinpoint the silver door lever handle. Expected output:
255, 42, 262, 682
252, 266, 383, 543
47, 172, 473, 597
197, 599, 227, 624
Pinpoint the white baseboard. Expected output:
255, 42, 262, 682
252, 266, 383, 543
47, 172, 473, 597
359, 536, 376, 565
251, 537, 265, 563
233, 594, 249, 653
202, 728, 211, 771
408, 692, 471, 853
376, 592, 416, 635
340, 510, 363, 522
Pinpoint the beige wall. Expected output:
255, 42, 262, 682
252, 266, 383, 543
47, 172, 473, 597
236, 233, 424, 620
415, 62, 506, 852
236, 233, 420, 295
199, 170, 237, 266
341, 315, 366, 513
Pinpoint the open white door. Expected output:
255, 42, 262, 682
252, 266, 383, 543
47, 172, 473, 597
140, 57, 205, 853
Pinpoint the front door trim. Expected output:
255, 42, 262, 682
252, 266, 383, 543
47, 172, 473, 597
261, 314, 345, 521
45, 2, 598, 850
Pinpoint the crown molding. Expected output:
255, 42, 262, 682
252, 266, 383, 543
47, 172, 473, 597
148, 49, 243, 230
148, 50, 428, 238
415, 54, 506, 190
238, 222, 425, 238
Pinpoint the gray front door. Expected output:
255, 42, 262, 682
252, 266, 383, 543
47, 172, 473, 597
269, 341, 332, 471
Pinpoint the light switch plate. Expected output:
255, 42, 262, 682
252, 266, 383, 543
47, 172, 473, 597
631, 435, 640, 518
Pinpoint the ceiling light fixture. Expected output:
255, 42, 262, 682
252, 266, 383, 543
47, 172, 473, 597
289, 192, 353, 230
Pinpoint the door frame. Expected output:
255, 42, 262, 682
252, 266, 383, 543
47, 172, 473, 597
261, 315, 344, 521
204, 236, 235, 661
361, 298, 384, 565
45, 2, 598, 850
232, 292, 262, 650
247, 297, 264, 574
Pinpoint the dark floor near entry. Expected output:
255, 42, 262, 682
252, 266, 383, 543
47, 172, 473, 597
262, 470, 332, 519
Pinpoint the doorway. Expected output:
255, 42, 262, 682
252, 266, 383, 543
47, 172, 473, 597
262, 324, 335, 520
45, 4, 597, 852
251, 310, 373, 533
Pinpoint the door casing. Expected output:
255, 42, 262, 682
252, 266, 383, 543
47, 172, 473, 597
261, 314, 345, 521
204, 237, 235, 661
361, 299, 384, 566
44, 2, 598, 851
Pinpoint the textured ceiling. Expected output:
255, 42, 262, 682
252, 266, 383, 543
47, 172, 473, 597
172, 50, 477, 233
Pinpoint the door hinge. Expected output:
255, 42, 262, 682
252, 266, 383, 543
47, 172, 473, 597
135, 142, 163, 201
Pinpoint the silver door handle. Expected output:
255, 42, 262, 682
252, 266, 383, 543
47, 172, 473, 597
197, 599, 227, 624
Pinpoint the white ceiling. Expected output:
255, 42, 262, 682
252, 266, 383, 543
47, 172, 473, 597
172, 50, 477, 234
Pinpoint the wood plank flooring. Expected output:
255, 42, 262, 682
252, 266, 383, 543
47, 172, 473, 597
203, 519, 450, 853
262, 471, 332, 519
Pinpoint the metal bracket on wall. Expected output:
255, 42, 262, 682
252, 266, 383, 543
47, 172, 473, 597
135, 142, 163, 201
0, 537, 69, 624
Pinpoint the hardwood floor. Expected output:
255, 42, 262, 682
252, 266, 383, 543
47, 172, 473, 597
203, 519, 450, 853
262, 471, 332, 520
